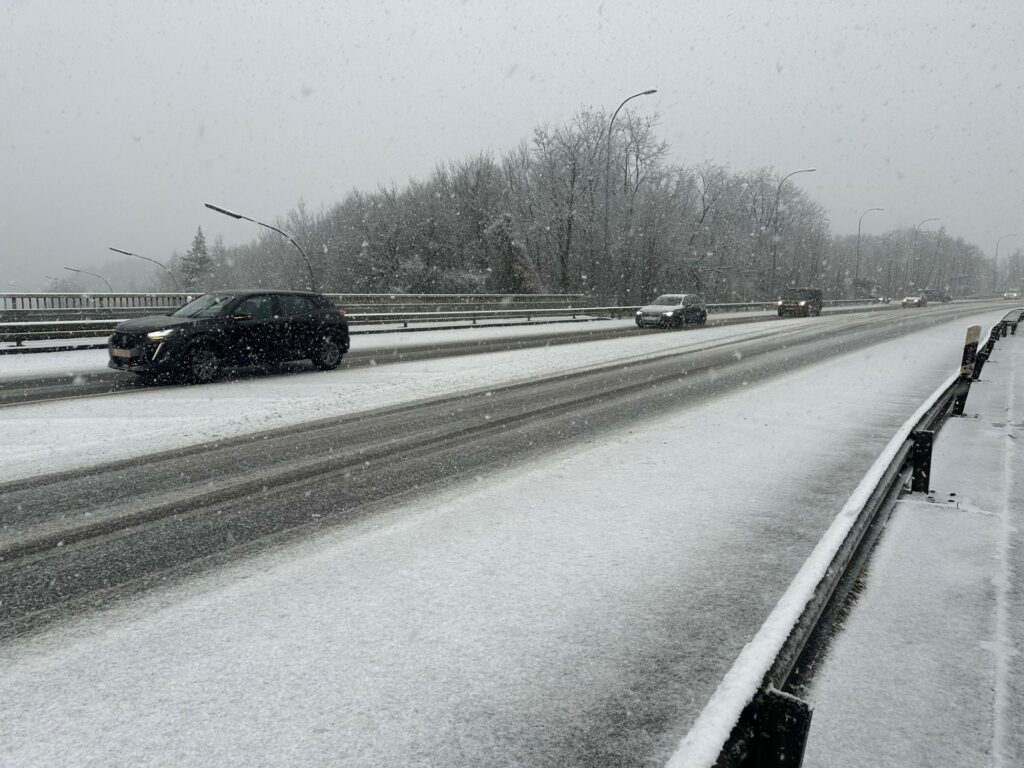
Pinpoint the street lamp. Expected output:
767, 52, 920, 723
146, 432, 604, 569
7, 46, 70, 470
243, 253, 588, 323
204, 203, 317, 292
854, 207, 885, 293
109, 247, 181, 291
769, 167, 816, 297
907, 217, 940, 291
604, 88, 657, 296
63, 266, 113, 292
994, 233, 1020, 293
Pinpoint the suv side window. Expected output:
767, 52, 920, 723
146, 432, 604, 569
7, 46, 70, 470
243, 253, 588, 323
234, 294, 277, 319
278, 294, 318, 316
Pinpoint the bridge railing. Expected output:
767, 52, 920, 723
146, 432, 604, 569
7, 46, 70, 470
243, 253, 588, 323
0, 292, 589, 321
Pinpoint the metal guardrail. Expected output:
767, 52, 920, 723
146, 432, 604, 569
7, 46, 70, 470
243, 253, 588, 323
0, 291, 586, 319
672, 309, 1024, 767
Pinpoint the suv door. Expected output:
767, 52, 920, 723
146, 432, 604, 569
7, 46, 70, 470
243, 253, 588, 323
276, 294, 323, 359
229, 293, 284, 364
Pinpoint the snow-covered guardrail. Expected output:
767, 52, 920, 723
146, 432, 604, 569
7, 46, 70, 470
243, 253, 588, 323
668, 314, 1020, 767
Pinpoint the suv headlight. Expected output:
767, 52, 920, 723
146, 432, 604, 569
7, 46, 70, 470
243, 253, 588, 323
662, 311, 674, 317
635, 310, 643, 316
799, 301, 807, 306
147, 329, 176, 341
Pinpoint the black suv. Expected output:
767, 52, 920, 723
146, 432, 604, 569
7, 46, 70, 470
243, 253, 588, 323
777, 287, 823, 317
108, 290, 349, 382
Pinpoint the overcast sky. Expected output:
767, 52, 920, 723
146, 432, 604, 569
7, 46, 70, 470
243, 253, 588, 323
2, 0, 1021, 291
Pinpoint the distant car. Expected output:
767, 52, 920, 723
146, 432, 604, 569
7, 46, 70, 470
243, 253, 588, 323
902, 295, 928, 308
108, 290, 350, 383
1004, 291, 1020, 300
777, 287, 822, 317
635, 293, 707, 329
873, 296, 892, 304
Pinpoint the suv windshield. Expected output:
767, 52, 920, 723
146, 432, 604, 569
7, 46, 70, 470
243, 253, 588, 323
171, 293, 239, 318
652, 295, 684, 305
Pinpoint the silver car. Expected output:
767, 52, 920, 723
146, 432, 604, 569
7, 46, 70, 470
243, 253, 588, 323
635, 294, 708, 329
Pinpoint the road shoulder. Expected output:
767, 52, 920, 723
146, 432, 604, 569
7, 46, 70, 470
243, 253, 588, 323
804, 332, 1022, 767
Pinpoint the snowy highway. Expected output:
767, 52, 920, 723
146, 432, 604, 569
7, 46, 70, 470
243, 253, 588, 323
0, 302, 1012, 767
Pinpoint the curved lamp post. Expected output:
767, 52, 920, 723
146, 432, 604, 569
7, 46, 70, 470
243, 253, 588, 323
604, 89, 658, 291
769, 167, 816, 297
63, 266, 113, 292
907, 217, 940, 291
854, 207, 885, 293
994, 233, 1020, 293
205, 203, 317, 292
109, 247, 181, 291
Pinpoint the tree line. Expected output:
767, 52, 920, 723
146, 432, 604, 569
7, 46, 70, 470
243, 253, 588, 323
72, 106, 1018, 301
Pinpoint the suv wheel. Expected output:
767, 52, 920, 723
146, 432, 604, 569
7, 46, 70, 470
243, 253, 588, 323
311, 333, 344, 370
182, 345, 220, 384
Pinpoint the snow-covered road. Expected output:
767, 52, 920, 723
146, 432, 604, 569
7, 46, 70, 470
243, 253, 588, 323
0, 307, 1009, 767
0, 315, 843, 482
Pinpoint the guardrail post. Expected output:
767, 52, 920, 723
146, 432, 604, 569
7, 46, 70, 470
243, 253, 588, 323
911, 430, 934, 492
952, 378, 972, 416
951, 325, 981, 414
734, 687, 812, 767
972, 332, 998, 381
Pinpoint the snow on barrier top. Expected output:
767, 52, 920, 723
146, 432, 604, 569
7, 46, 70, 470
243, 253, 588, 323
667, 318, 1017, 767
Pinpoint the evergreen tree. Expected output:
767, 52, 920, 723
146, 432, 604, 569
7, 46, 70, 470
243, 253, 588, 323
179, 227, 213, 289
485, 214, 543, 293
